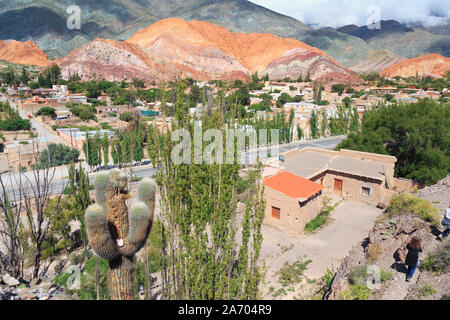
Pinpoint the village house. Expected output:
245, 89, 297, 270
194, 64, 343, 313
6, 142, 48, 171
279, 147, 406, 206
96, 105, 135, 118
261, 147, 418, 235
263, 171, 324, 236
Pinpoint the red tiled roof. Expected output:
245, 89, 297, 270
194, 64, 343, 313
263, 171, 324, 199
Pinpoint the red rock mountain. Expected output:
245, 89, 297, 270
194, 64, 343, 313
57, 18, 358, 83
0, 40, 50, 66
381, 54, 450, 78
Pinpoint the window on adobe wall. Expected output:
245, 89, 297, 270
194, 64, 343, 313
362, 187, 371, 197
272, 206, 281, 220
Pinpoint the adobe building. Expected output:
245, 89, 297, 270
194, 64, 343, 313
6, 142, 48, 171
280, 147, 415, 207
263, 171, 324, 236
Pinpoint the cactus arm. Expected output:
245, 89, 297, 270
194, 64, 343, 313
94, 172, 109, 208
85, 204, 120, 260
118, 202, 152, 256
138, 178, 156, 221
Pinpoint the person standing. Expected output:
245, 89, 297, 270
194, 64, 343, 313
405, 237, 422, 282
441, 206, 450, 239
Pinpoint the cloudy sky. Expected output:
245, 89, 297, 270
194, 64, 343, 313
250, 0, 450, 28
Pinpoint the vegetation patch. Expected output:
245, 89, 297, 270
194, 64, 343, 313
305, 198, 340, 233
367, 244, 384, 263
420, 241, 450, 274
277, 258, 312, 287
387, 193, 439, 225
417, 284, 436, 298
337, 100, 450, 185
339, 284, 372, 300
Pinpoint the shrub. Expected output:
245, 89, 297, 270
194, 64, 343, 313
39, 143, 80, 168
421, 241, 450, 274
304, 199, 339, 233
387, 193, 439, 225
367, 244, 384, 263
349, 266, 392, 285
35, 107, 56, 117
0, 119, 31, 131
119, 112, 135, 122
277, 258, 312, 287
417, 284, 436, 298
339, 284, 371, 300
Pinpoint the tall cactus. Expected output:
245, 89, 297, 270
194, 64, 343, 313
85, 169, 156, 300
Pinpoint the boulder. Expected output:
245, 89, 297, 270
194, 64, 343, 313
2, 273, 20, 287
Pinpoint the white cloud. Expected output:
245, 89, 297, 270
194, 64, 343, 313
250, 0, 450, 28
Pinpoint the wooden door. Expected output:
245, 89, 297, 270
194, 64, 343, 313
334, 179, 343, 196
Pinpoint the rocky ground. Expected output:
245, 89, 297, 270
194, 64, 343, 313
0, 274, 74, 300
327, 175, 450, 300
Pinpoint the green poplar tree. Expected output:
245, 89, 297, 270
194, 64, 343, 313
310, 110, 319, 139
102, 133, 109, 167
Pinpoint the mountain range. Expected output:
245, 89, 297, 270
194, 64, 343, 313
54, 18, 358, 84
0, 0, 449, 78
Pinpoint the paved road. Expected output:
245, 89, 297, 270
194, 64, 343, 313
10, 100, 68, 145
242, 136, 345, 163
1, 136, 345, 200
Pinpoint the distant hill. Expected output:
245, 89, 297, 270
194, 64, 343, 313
0, 39, 50, 66
0, 0, 308, 59
343, 20, 414, 41
55, 18, 358, 84
0, 0, 371, 68
336, 20, 450, 60
381, 53, 450, 78
336, 25, 359, 34
1, 1, 449, 72
407, 21, 450, 36
350, 49, 401, 74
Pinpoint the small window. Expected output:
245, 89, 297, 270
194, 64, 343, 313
272, 206, 281, 220
362, 187, 371, 196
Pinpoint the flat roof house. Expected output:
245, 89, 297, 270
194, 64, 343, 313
281, 147, 402, 207
263, 171, 324, 236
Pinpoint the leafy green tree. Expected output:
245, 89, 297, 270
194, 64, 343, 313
151, 103, 266, 300
331, 84, 345, 96
102, 133, 109, 167
0, 119, 31, 131
35, 107, 56, 117
20, 68, 29, 86
337, 99, 450, 185
296, 124, 303, 141
320, 109, 327, 137
39, 144, 80, 168
119, 112, 134, 122
310, 111, 319, 139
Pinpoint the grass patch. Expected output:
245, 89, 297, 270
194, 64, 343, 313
277, 258, 312, 287
417, 284, 436, 298
304, 197, 340, 233
387, 193, 439, 225
339, 284, 371, 300
271, 288, 287, 298
349, 266, 393, 286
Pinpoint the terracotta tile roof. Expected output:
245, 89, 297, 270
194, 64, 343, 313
264, 171, 324, 200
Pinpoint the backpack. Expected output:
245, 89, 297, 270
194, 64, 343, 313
442, 217, 450, 228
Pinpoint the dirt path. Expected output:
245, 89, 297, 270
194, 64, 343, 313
261, 200, 382, 299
